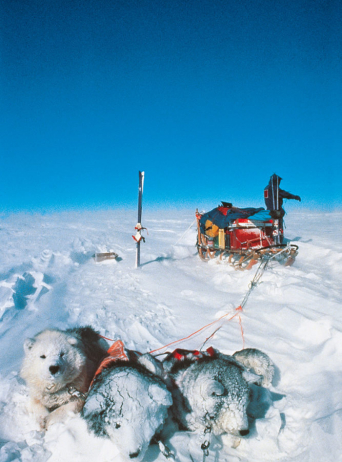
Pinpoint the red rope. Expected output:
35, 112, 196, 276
149, 306, 243, 355
238, 314, 245, 349
100, 334, 116, 342
100, 307, 246, 354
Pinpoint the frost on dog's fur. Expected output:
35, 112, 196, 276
20, 326, 108, 430
82, 353, 172, 462
167, 356, 259, 438
233, 348, 275, 387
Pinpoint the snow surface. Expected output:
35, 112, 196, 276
0, 209, 342, 462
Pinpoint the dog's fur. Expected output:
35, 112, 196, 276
20, 326, 108, 429
233, 348, 274, 387
165, 355, 259, 438
82, 353, 172, 461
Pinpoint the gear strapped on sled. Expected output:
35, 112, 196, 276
196, 204, 298, 270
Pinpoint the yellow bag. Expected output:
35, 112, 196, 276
204, 219, 219, 238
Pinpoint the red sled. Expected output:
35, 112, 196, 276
195, 202, 298, 270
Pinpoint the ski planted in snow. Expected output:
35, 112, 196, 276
133, 171, 145, 268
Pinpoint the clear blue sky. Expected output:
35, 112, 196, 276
1, 0, 341, 212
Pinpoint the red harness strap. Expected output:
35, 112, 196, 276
163, 347, 217, 371
89, 340, 130, 388
89, 343, 218, 390
171, 347, 216, 361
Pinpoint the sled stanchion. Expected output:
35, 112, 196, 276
133, 171, 145, 269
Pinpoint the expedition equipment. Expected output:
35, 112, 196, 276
196, 202, 298, 270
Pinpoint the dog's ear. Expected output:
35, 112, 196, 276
242, 370, 262, 384
148, 384, 172, 406
200, 377, 226, 397
204, 380, 226, 397
24, 338, 35, 353
67, 336, 78, 346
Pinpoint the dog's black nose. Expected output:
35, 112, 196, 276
239, 429, 249, 436
49, 365, 60, 375
129, 450, 141, 458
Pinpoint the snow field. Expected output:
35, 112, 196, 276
0, 209, 341, 461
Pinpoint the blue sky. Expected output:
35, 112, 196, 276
1, 0, 341, 212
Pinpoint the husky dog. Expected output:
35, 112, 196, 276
20, 326, 108, 429
165, 354, 259, 438
82, 353, 172, 461
233, 348, 274, 387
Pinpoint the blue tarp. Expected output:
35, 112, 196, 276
199, 206, 268, 234
249, 210, 272, 221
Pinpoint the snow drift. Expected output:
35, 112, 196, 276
0, 208, 342, 461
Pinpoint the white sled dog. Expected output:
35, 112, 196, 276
82, 352, 172, 461
20, 326, 108, 429
164, 352, 259, 439
233, 348, 275, 387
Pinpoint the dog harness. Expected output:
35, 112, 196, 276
89, 340, 137, 388
162, 347, 217, 372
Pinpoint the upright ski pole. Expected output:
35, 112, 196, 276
133, 171, 145, 268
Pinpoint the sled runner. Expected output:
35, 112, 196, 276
196, 203, 298, 270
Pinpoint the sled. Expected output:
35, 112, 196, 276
196, 204, 298, 270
